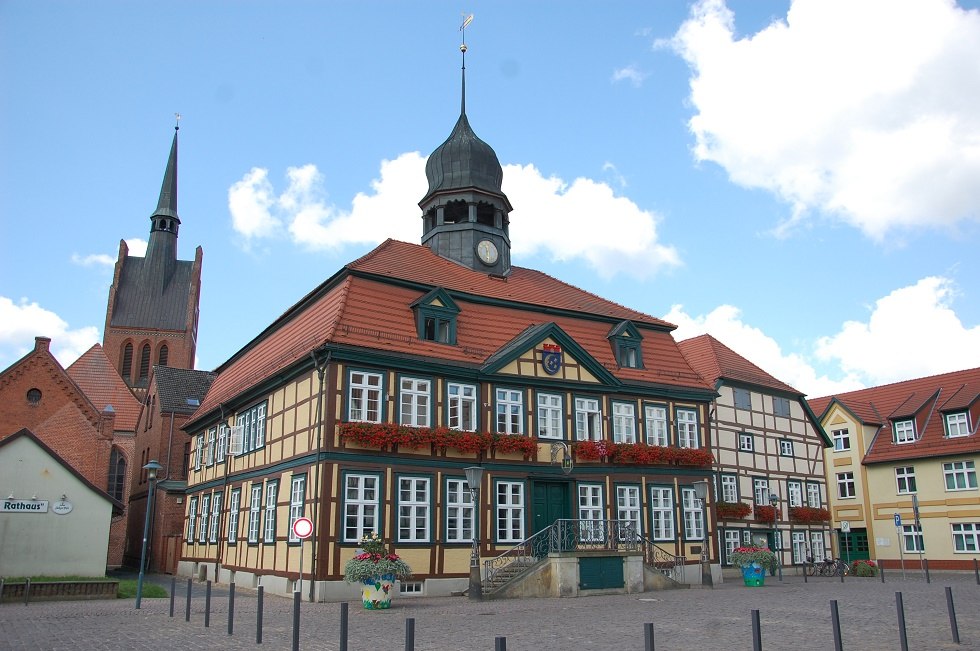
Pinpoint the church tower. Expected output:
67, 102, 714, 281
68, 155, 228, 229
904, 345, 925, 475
103, 125, 203, 396
419, 30, 513, 276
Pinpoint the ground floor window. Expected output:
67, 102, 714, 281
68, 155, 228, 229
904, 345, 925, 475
496, 481, 525, 543
902, 524, 924, 553
344, 473, 380, 542
951, 523, 980, 552
681, 487, 703, 540
287, 475, 306, 543
809, 531, 825, 562
187, 496, 198, 542
649, 487, 675, 541
445, 478, 474, 543
616, 485, 641, 540
209, 492, 222, 544
228, 489, 241, 544
791, 531, 807, 564
398, 476, 431, 543
722, 530, 740, 564
578, 484, 604, 542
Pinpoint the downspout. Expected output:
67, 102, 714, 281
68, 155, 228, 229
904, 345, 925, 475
309, 349, 330, 602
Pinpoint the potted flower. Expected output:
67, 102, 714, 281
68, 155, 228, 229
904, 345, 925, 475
851, 559, 878, 577
728, 546, 778, 586
343, 533, 412, 609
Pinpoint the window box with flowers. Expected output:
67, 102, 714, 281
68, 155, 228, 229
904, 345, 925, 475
343, 533, 412, 610
491, 433, 539, 457
752, 504, 777, 523
338, 423, 493, 455
573, 440, 613, 461
573, 441, 714, 468
716, 501, 752, 520
788, 506, 831, 524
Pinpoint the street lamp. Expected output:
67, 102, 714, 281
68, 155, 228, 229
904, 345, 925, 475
464, 466, 484, 600
692, 480, 713, 587
135, 459, 163, 609
769, 491, 783, 581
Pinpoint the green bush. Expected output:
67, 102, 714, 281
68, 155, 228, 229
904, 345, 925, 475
851, 559, 878, 577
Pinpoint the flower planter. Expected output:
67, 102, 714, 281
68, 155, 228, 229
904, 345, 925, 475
741, 562, 765, 587
361, 574, 395, 610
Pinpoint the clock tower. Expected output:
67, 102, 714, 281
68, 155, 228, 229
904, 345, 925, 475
419, 36, 513, 276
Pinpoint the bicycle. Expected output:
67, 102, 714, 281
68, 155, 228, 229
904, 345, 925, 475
820, 558, 849, 576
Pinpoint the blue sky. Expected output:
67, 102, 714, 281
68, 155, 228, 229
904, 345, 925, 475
2, 0, 979, 398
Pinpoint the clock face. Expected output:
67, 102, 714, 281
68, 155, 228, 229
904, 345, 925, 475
476, 239, 499, 265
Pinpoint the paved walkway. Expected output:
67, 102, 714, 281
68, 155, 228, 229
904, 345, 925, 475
2, 572, 979, 650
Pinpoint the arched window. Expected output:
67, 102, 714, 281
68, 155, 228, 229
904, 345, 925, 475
121, 343, 133, 379
158, 344, 169, 367
139, 343, 151, 380
108, 448, 126, 502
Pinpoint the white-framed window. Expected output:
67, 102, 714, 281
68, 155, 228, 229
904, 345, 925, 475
809, 531, 826, 562
787, 481, 803, 508
832, 428, 850, 452
733, 387, 751, 410
791, 531, 807, 564
537, 392, 563, 439
895, 466, 917, 494
773, 396, 791, 418
951, 523, 980, 552
205, 427, 216, 466
209, 492, 222, 544
779, 439, 794, 457
398, 476, 431, 543
445, 479, 474, 543
738, 433, 754, 452
247, 484, 262, 543
399, 377, 431, 427
681, 487, 704, 540
720, 475, 738, 503
946, 412, 970, 438
496, 481, 525, 543
753, 478, 769, 505
894, 419, 916, 444
448, 383, 478, 432
649, 486, 675, 541
574, 397, 602, 441
578, 484, 605, 542
723, 530, 741, 564
616, 485, 641, 540
194, 434, 204, 470
349, 371, 382, 423
837, 472, 856, 499
644, 405, 668, 446
902, 524, 924, 552
612, 402, 636, 443
228, 489, 241, 545
943, 461, 978, 491
216, 424, 228, 460
287, 475, 306, 543
263, 481, 278, 544
187, 496, 198, 542
198, 494, 210, 543
344, 473, 379, 542
806, 483, 822, 508
676, 408, 699, 448
235, 402, 267, 454
496, 388, 524, 435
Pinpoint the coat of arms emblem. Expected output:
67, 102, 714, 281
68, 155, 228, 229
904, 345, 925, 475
541, 343, 563, 375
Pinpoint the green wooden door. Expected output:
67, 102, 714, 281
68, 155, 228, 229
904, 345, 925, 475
837, 528, 870, 561
531, 481, 572, 553
579, 556, 624, 589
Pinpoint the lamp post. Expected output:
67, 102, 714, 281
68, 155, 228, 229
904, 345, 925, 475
769, 491, 783, 581
464, 466, 484, 600
136, 459, 163, 609
692, 480, 713, 587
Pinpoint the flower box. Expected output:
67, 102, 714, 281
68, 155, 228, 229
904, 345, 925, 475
788, 506, 831, 523
716, 501, 751, 519
752, 505, 777, 522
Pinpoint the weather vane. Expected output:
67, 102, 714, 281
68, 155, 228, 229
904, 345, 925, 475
175, 112, 181, 132
459, 13, 473, 53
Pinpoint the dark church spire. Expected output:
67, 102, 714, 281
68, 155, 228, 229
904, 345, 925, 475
145, 119, 181, 279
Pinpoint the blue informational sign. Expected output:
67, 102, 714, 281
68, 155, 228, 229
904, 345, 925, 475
894, 513, 902, 527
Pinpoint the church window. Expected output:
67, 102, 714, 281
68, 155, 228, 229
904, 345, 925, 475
121, 343, 133, 379
158, 344, 169, 367
138, 343, 151, 380
108, 448, 126, 502
444, 200, 468, 224
26, 388, 42, 405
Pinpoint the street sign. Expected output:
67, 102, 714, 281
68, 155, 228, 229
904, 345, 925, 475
841, 521, 851, 533
292, 516, 314, 540
894, 512, 902, 527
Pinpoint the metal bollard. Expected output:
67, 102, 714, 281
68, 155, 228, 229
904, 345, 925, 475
292, 591, 301, 651
24, 578, 31, 606
1, 578, 4, 604
205, 580, 212, 628
169, 577, 176, 617
830, 600, 843, 651
185, 578, 192, 622
880, 564, 885, 583
256, 586, 264, 645
974, 559, 980, 585
896, 592, 909, 651
495, 637, 507, 651
228, 582, 235, 635
752, 609, 762, 651
924, 559, 931, 584
945, 586, 960, 644
644, 622, 655, 651
405, 617, 415, 651
339, 602, 349, 651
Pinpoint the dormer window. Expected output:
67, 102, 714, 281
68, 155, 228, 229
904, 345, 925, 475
894, 419, 917, 444
608, 320, 644, 369
411, 288, 459, 345
946, 412, 970, 438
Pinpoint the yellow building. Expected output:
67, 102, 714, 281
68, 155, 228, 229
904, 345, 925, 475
809, 368, 980, 570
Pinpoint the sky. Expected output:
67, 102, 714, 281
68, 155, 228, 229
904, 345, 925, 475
2, 0, 980, 399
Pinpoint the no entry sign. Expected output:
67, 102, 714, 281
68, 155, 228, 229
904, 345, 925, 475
292, 517, 313, 539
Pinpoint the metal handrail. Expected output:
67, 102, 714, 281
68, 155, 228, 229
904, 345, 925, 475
639, 536, 685, 580
483, 527, 551, 588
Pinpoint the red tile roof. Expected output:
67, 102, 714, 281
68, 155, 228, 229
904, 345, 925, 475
66, 344, 141, 431
192, 240, 712, 423
677, 334, 801, 395
808, 367, 980, 464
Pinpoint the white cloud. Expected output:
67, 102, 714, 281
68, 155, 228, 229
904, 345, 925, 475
0, 296, 99, 369
670, 0, 980, 239
227, 154, 681, 279
815, 276, 980, 385
612, 64, 648, 87
126, 238, 148, 257
71, 238, 147, 268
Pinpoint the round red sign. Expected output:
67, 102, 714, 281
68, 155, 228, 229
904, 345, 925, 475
292, 517, 313, 539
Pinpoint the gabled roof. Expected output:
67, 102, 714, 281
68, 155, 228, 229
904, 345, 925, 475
66, 344, 141, 431
190, 240, 712, 427
153, 366, 216, 415
808, 367, 980, 464
481, 322, 619, 385
677, 334, 799, 395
